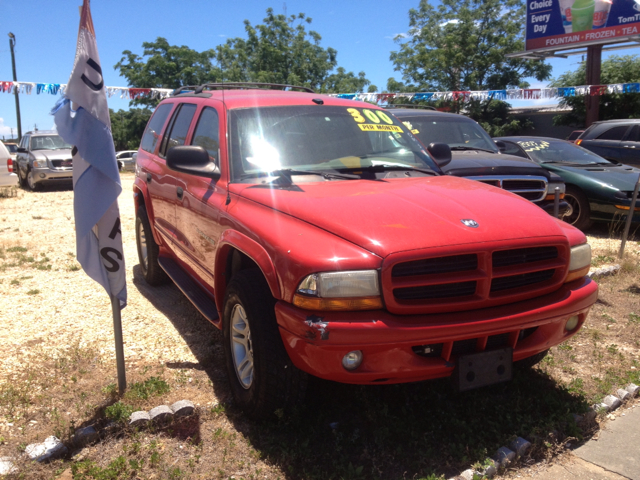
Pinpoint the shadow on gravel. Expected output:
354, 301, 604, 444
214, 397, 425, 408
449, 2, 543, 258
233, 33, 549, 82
133, 264, 593, 480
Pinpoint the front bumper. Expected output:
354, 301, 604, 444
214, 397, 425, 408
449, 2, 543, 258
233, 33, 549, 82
32, 167, 73, 183
276, 277, 597, 384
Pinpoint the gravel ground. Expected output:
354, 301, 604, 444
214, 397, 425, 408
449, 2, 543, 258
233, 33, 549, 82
0, 175, 211, 383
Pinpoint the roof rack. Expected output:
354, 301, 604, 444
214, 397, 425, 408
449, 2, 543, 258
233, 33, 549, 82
172, 82, 314, 96
386, 104, 437, 110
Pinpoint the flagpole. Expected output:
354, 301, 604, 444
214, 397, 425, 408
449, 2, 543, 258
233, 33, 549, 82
111, 295, 127, 394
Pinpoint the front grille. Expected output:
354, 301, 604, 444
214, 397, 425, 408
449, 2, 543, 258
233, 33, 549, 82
493, 247, 558, 267
392, 254, 477, 277
491, 269, 555, 292
394, 281, 476, 300
468, 176, 548, 202
385, 241, 568, 314
51, 159, 72, 168
412, 327, 539, 360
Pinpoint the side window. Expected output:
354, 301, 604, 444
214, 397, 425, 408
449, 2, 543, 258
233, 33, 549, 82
140, 103, 173, 153
20, 135, 29, 149
191, 107, 219, 163
626, 125, 640, 142
596, 125, 630, 141
503, 142, 527, 158
159, 103, 197, 158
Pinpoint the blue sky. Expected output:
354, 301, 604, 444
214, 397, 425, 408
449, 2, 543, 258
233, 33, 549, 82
0, 0, 637, 140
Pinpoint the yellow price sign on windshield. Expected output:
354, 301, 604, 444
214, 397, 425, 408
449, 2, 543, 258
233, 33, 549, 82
358, 124, 402, 132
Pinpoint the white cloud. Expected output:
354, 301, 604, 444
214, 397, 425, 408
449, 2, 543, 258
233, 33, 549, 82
439, 19, 460, 27
218, 34, 226, 38
0, 118, 16, 139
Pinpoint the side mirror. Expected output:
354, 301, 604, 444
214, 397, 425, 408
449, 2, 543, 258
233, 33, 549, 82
427, 142, 452, 168
494, 140, 506, 152
17, 147, 26, 153
166, 145, 220, 178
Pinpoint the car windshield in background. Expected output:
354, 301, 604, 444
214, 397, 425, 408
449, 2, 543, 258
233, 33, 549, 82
401, 116, 499, 153
5, 144, 17, 153
517, 139, 611, 165
30, 135, 73, 151
228, 105, 438, 182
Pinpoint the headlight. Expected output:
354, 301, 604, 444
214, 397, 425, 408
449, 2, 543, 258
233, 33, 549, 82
565, 243, 591, 283
293, 270, 382, 311
32, 159, 48, 168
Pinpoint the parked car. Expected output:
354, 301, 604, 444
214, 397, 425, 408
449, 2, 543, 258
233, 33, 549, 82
4, 142, 18, 161
575, 119, 640, 168
0, 141, 18, 187
116, 150, 137, 172
15, 131, 73, 191
495, 136, 640, 230
134, 83, 596, 419
566, 130, 584, 143
387, 109, 568, 216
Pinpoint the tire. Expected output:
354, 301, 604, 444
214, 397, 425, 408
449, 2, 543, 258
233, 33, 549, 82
223, 269, 307, 419
17, 166, 26, 188
135, 206, 168, 286
562, 186, 592, 231
26, 169, 42, 191
515, 349, 548, 370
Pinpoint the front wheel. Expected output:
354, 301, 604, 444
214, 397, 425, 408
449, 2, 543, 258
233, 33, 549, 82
26, 169, 41, 191
223, 270, 307, 419
562, 186, 592, 231
135, 206, 168, 286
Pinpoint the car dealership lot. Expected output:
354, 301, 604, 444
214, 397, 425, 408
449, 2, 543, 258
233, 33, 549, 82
0, 175, 639, 479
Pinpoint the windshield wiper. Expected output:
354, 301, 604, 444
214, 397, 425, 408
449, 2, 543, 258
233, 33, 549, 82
338, 164, 437, 176
449, 146, 497, 153
240, 168, 360, 181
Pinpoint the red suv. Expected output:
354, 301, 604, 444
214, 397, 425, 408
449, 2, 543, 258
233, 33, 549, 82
134, 83, 597, 418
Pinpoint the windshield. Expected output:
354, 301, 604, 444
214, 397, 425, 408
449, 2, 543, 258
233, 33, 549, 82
30, 135, 73, 151
517, 139, 611, 165
5, 144, 17, 153
228, 106, 438, 182
401, 116, 499, 153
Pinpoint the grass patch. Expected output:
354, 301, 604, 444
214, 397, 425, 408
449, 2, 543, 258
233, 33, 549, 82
126, 377, 170, 401
26, 289, 40, 295
105, 402, 135, 423
6, 246, 27, 253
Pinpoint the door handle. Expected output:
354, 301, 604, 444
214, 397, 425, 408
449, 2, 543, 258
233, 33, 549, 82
146, 173, 152, 183
177, 187, 184, 200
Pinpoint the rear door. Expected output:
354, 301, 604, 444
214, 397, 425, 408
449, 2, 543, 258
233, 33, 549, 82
582, 124, 630, 163
174, 103, 226, 287
619, 125, 640, 168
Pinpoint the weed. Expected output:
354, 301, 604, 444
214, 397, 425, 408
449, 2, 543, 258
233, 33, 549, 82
31, 215, 43, 220
10, 279, 19, 285
126, 376, 170, 401
105, 402, 135, 423
593, 254, 615, 266
630, 312, 640, 324
26, 289, 40, 295
68, 264, 81, 271
6, 246, 27, 253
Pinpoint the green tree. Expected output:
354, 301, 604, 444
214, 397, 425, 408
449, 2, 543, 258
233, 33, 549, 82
115, 8, 372, 105
551, 55, 640, 127
390, 0, 551, 92
110, 108, 153, 151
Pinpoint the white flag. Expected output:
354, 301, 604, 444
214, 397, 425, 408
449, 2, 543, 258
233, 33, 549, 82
52, 0, 126, 307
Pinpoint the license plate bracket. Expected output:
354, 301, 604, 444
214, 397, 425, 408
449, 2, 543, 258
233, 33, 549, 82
454, 348, 512, 392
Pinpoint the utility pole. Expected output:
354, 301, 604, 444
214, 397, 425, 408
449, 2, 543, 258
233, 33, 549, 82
8, 32, 22, 142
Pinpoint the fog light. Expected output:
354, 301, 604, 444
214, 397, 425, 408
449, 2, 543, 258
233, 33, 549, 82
565, 315, 579, 331
342, 351, 363, 371
39, 173, 46, 179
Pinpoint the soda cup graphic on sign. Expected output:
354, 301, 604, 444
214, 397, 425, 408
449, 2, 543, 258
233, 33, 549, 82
593, 0, 612, 28
559, 0, 574, 33
571, 0, 595, 32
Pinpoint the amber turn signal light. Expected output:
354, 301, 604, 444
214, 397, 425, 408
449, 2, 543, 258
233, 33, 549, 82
293, 295, 383, 311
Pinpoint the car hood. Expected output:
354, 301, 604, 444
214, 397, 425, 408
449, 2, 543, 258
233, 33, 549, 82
32, 149, 73, 160
442, 151, 550, 179
545, 163, 640, 191
233, 176, 566, 257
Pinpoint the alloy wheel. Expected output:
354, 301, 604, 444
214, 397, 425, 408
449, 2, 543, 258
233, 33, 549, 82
230, 304, 254, 389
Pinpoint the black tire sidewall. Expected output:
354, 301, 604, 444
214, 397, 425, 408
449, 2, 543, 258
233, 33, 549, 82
135, 206, 167, 286
564, 186, 591, 231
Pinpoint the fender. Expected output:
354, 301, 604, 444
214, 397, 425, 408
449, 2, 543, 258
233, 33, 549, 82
215, 229, 281, 310
132, 179, 163, 247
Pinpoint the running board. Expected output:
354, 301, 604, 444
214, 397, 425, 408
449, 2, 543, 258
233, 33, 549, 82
158, 256, 220, 324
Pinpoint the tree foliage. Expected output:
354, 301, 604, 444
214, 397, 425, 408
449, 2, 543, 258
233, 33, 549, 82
110, 108, 152, 151
551, 55, 640, 127
390, 0, 552, 92
115, 8, 373, 109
